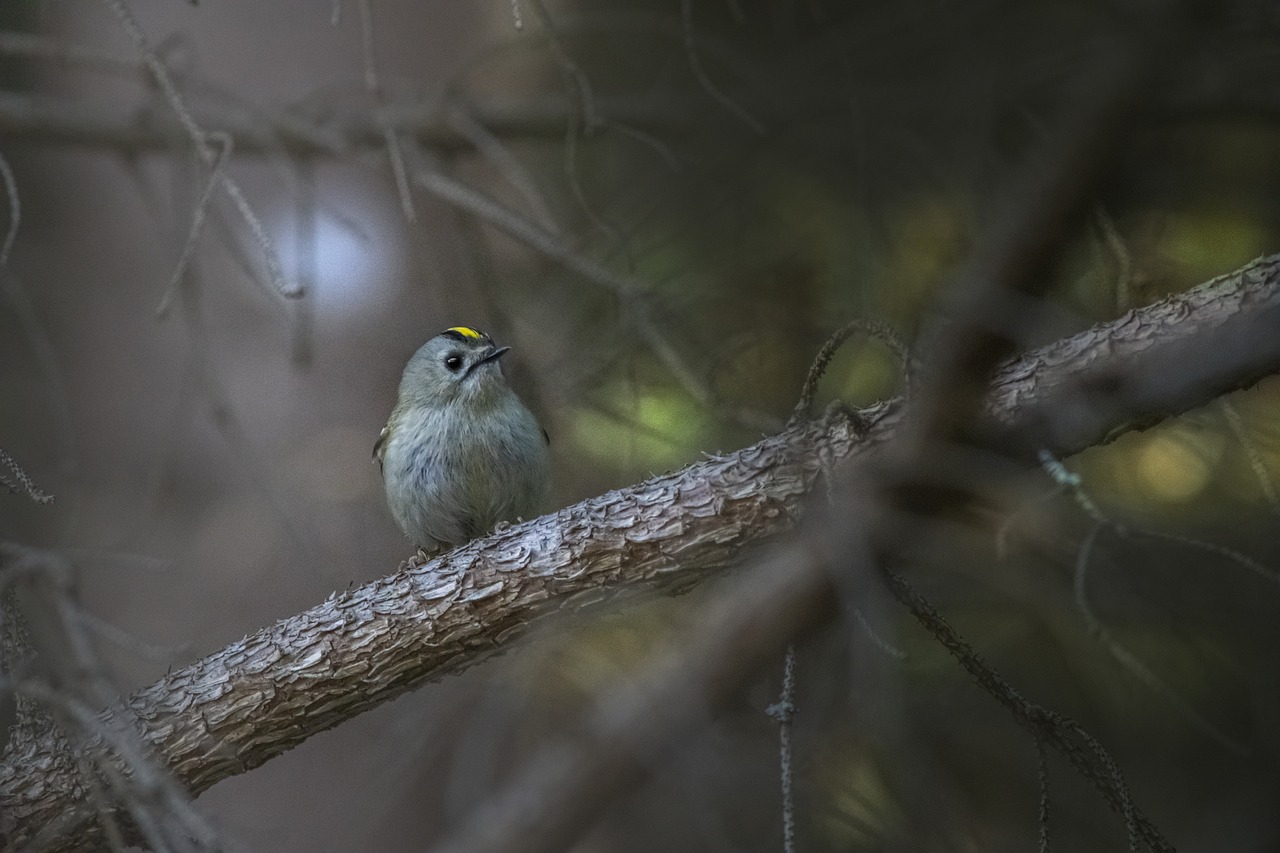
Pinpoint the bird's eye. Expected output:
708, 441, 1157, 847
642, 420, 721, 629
444, 353, 463, 372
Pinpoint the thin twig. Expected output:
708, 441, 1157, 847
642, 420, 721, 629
358, 0, 416, 222
291, 159, 318, 367
526, 0, 598, 131
994, 481, 1067, 560
766, 645, 799, 853
1218, 398, 1280, 516
1095, 207, 1133, 313
1074, 523, 1249, 753
414, 168, 722, 409
601, 117, 682, 172
1036, 737, 1050, 853
1053, 464, 1253, 753
1068, 721, 1138, 853
680, 0, 765, 134
2, 544, 221, 851
790, 318, 909, 426
1134, 526, 1280, 588
76, 609, 193, 664
0, 148, 19, 266
155, 132, 233, 319
0, 89, 691, 153
0, 447, 54, 504
881, 567, 1171, 851
1044, 448, 1280, 588
415, 169, 634, 291
99, 0, 299, 301
0, 30, 138, 71
0, 273, 78, 512
1037, 450, 1107, 522
851, 605, 906, 660
523, 0, 631, 253
563, 100, 629, 259
446, 103, 561, 234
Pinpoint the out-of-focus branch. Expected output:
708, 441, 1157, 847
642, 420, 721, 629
2, 253, 1279, 850
435, 2, 1213, 845
0, 91, 688, 154
101, 0, 296, 302
987, 256, 1280, 455
910, 4, 1190, 449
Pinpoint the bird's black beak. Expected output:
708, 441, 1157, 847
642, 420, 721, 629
467, 345, 510, 377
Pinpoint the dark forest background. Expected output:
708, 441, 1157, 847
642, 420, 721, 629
2, 1, 1279, 850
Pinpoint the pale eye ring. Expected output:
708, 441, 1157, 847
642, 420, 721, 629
444, 354, 463, 372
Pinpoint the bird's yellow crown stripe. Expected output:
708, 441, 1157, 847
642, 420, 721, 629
447, 326, 483, 340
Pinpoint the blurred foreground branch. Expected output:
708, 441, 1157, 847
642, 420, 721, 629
2, 254, 1280, 849
0, 91, 687, 155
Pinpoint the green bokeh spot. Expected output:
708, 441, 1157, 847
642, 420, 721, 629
569, 385, 710, 473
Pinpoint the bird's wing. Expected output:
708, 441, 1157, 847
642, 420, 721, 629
373, 425, 390, 472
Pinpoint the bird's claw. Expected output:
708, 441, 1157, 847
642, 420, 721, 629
400, 546, 435, 570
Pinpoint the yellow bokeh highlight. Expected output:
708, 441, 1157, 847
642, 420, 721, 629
834, 345, 903, 406
552, 608, 681, 697
1157, 211, 1268, 284
893, 197, 968, 281
1135, 430, 1215, 504
758, 163, 865, 275
815, 746, 903, 848
882, 196, 969, 320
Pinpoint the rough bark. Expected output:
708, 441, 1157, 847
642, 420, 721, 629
2, 253, 1279, 849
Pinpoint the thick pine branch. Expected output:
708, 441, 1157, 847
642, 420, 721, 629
2, 254, 1280, 849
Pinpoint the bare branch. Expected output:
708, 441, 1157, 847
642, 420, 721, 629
444, 103, 561, 234
1218, 397, 1280, 515
155, 132, 233, 319
912, 9, 1190, 448
357, 0, 416, 222
1071, 521, 1248, 754
414, 170, 725, 413
100, 0, 298, 301
680, 0, 764, 134
789, 318, 909, 426
0, 30, 137, 72
766, 646, 798, 853
0, 149, 18, 267
0, 448, 53, 505
0, 90, 690, 154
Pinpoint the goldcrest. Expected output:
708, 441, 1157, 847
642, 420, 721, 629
375, 326, 549, 553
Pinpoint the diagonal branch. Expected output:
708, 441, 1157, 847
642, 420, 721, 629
2, 254, 1280, 850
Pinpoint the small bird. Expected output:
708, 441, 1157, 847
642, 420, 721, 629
375, 326, 550, 556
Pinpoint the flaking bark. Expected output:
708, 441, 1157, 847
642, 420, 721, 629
2, 253, 1280, 850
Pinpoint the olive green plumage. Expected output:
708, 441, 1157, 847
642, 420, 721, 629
375, 327, 549, 553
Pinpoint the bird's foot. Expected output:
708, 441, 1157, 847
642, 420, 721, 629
400, 546, 436, 570
493, 520, 512, 534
